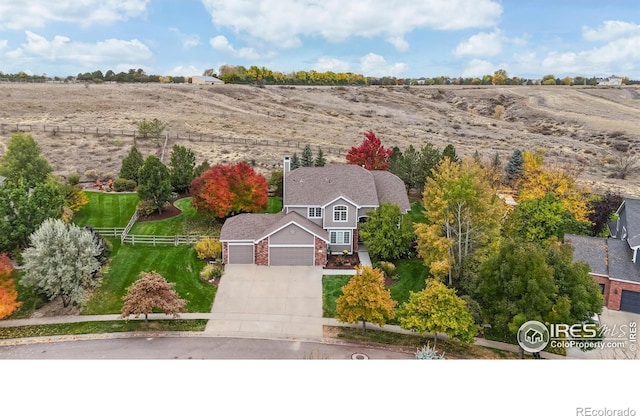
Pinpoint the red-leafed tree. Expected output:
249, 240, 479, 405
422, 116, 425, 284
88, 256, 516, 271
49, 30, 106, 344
190, 162, 268, 218
0, 253, 21, 320
121, 271, 187, 322
346, 130, 393, 170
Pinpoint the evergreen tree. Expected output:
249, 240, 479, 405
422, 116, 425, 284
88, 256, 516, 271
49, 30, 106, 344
137, 156, 172, 214
505, 149, 524, 185
193, 160, 210, 178
168, 145, 196, 193
314, 148, 327, 167
442, 144, 459, 163
290, 153, 300, 170
119, 147, 144, 184
300, 144, 314, 167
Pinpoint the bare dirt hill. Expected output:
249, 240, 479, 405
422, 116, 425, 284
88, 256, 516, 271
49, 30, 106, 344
1, 83, 639, 196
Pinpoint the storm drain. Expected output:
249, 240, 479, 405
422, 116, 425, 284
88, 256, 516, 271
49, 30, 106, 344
351, 353, 369, 360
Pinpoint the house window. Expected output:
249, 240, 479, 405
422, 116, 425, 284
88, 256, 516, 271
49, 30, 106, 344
330, 231, 351, 245
308, 207, 322, 218
333, 205, 348, 222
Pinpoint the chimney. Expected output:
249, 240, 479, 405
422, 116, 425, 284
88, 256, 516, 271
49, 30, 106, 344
283, 156, 291, 174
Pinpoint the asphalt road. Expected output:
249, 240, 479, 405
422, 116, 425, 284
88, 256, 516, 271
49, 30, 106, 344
0, 336, 413, 359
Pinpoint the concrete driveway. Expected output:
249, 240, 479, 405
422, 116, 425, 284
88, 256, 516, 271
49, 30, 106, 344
566, 308, 640, 359
205, 265, 324, 339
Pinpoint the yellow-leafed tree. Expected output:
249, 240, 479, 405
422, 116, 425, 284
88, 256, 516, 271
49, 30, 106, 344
416, 158, 505, 287
519, 151, 591, 223
335, 266, 397, 333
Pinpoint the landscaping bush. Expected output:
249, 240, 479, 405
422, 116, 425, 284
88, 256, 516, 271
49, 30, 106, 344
136, 200, 159, 217
67, 174, 80, 186
415, 343, 445, 360
199, 264, 223, 282
113, 178, 137, 192
195, 238, 222, 260
378, 261, 397, 280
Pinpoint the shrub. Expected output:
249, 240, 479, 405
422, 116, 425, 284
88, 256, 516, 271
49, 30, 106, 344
195, 238, 222, 260
494, 104, 505, 120
113, 178, 137, 192
136, 200, 159, 217
378, 261, 398, 280
67, 174, 80, 186
199, 264, 223, 282
415, 343, 445, 360
84, 169, 101, 181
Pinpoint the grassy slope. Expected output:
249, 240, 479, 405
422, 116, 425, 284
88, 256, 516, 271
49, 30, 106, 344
81, 240, 216, 315
130, 197, 199, 235
74, 191, 139, 227
265, 197, 283, 213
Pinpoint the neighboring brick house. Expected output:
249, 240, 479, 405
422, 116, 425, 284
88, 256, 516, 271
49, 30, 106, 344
565, 198, 640, 313
220, 158, 410, 266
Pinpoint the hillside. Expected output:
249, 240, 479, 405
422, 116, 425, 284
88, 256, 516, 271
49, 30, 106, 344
1, 83, 639, 196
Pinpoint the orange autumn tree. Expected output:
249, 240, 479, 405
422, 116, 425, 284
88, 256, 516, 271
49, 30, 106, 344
0, 253, 21, 319
346, 130, 393, 170
190, 162, 268, 218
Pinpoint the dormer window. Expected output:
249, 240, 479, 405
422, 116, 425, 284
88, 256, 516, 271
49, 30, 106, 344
308, 207, 322, 218
333, 205, 348, 222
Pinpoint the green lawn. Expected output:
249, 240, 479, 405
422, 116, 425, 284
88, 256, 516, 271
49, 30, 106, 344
322, 259, 429, 319
9, 271, 46, 319
266, 197, 283, 213
81, 240, 216, 315
74, 191, 139, 227
130, 197, 218, 235
322, 275, 351, 317
407, 201, 428, 224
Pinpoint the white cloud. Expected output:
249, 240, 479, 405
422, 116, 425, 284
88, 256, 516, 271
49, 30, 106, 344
540, 35, 640, 75
454, 29, 503, 57
583, 20, 640, 42
461, 59, 496, 77
169, 28, 200, 49
168, 65, 203, 76
0, 1, 149, 30
200, 0, 501, 50
387, 36, 409, 52
209, 35, 267, 60
0, 39, 7, 49
6, 31, 152, 70
314, 57, 350, 72
359, 53, 406, 77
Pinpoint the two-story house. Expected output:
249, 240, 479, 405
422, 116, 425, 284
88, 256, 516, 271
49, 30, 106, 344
565, 198, 640, 313
220, 158, 410, 266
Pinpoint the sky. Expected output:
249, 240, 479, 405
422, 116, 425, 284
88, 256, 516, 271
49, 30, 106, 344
0, 0, 639, 79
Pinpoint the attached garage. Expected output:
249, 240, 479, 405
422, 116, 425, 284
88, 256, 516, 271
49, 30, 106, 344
270, 246, 314, 266
227, 244, 254, 264
620, 290, 640, 314
220, 211, 328, 267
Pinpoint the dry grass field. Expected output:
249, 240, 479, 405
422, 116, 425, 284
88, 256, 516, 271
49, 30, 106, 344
1, 82, 639, 196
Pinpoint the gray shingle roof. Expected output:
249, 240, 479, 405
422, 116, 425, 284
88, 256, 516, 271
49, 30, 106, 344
220, 212, 286, 241
261, 211, 328, 241
284, 164, 409, 211
622, 199, 640, 247
565, 234, 608, 276
370, 170, 411, 212
284, 165, 379, 207
220, 211, 328, 242
608, 239, 640, 283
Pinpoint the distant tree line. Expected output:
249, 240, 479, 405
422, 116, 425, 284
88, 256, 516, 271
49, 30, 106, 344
2, 66, 638, 86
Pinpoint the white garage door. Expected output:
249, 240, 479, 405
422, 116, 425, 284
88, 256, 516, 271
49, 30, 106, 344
228, 244, 254, 264
270, 246, 314, 266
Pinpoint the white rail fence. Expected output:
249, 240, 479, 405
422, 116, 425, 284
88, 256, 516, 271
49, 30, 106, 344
91, 227, 215, 246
